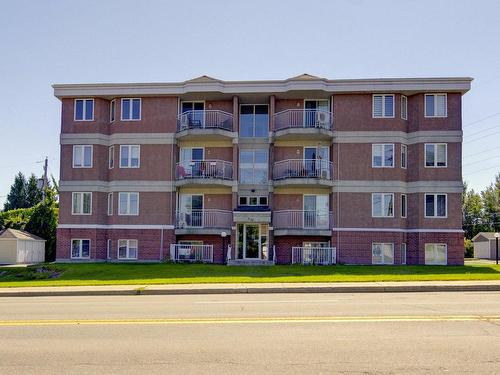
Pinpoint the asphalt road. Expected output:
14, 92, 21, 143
1, 292, 500, 374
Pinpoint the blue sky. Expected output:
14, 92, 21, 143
1, 0, 499, 207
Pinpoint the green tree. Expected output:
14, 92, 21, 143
3, 172, 28, 211
481, 173, 500, 230
25, 174, 43, 207
462, 181, 484, 239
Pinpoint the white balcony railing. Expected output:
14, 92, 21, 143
273, 159, 333, 180
273, 210, 332, 230
273, 109, 333, 131
291, 247, 336, 265
175, 209, 232, 229
170, 244, 213, 263
176, 160, 233, 180
177, 110, 233, 131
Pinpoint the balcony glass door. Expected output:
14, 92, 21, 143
304, 147, 329, 178
181, 102, 205, 128
179, 194, 203, 227
180, 148, 204, 177
304, 100, 329, 127
303, 195, 329, 229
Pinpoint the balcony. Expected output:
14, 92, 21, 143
176, 110, 236, 140
175, 160, 234, 188
273, 210, 332, 236
170, 244, 213, 263
273, 159, 334, 187
273, 109, 334, 140
291, 247, 336, 265
175, 209, 232, 235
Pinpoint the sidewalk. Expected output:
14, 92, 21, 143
2, 280, 500, 297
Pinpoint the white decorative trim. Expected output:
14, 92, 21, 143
333, 130, 462, 144
333, 180, 463, 194
333, 227, 464, 233
61, 133, 175, 146
59, 180, 175, 193
58, 224, 174, 230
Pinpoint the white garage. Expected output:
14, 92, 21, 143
472, 232, 498, 260
0, 229, 45, 264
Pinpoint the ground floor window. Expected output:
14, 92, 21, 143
372, 243, 394, 264
401, 243, 407, 265
425, 243, 447, 265
118, 239, 138, 260
71, 239, 90, 259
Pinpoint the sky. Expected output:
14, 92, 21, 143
0, 0, 499, 207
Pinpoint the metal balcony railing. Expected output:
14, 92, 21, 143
273, 159, 333, 180
273, 210, 332, 230
291, 247, 337, 265
273, 109, 333, 131
175, 209, 232, 229
176, 160, 233, 180
170, 244, 213, 263
177, 110, 233, 132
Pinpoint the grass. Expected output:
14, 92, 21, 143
0, 262, 500, 288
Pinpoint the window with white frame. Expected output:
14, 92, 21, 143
118, 239, 138, 260
239, 149, 268, 184
110, 99, 116, 122
425, 243, 447, 265
425, 194, 447, 218
121, 98, 141, 120
372, 243, 394, 264
71, 239, 90, 259
372, 193, 394, 217
401, 243, 407, 265
120, 145, 140, 168
107, 193, 113, 216
73, 145, 93, 168
425, 94, 447, 117
425, 144, 447, 167
401, 194, 407, 218
401, 144, 407, 169
240, 104, 269, 137
107, 239, 112, 260
238, 196, 268, 206
74, 99, 94, 121
118, 192, 139, 215
401, 95, 408, 120
72, 192, 92, 215
372, 144, 394, 167
372, 94, 394, 118
108, 146, 114, 169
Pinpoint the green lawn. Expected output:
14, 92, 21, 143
0, 262, 499, 287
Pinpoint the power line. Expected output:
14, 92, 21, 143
463, 165, 500, 176
463, 129, 500, 144
463, 112, 500, 128
463, 154, 500, 168
464, 123, 500, 139
463, 148, 500, 159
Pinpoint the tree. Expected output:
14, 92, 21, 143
481, 173, 500, 230
462, 182, 484, 239
3, 172, 27, 211
25, 174, 43, 207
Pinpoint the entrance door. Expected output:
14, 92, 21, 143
237, 224, 269, 260
244, 224, 260, 259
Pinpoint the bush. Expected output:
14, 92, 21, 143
464, 238, 474, 258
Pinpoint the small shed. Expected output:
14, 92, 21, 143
472, 232, 498, 260
0, 229, 45, 264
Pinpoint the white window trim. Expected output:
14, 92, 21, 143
425, 243, 447, 265
72, 145, 93, 168
118, 192, 139, 216
118, 239, 138, 260
108, 146, 114, 169
107, 239, 112, 260
371, 193, 395, 218
372, 144, 395, 168
120, 98, 142, 121
401, 95, 408, 120
107, 193, 113, 216
372, 94, 395, 118
110, 99, 116, 123
71, 192, 92, 215
401, 194, 407, 218
424, 93, 447, 118
424, 143, 448, 168
401, 144, 407, 169
74, 99, 94, 121
119, 145, 141, 168
71, 238, 91, 259
401, 243, 407, 265
371, 243, 395, 265
424, 193, 448, 218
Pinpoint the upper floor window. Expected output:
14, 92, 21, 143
74, 99, 94, 121
73, 145, 92, 168
401, 194, 407, 218
107, 193, 113, 216
240, 105, 268, 137
425, 143, 447, 167
401, 95, 408, 120
108, 146, 114, 169
118, 192, 139, 215
372, 144, 394, 167
72, 192, 92, 215
401, 144, 407, 169
239, 149, 268, 184
120, 145, 140, 168
425, 94, 447, 117
372, 94, 394, 118
425, 194, 447, 218
372, 193, 394, 218
121, 98, 141, 120
110, 99, 116, 122
71, 239, 90, 259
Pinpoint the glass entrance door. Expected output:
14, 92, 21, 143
244, 224, 259, 258
237, 224, 269, 260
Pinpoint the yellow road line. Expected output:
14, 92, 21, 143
0, 315, 500, 326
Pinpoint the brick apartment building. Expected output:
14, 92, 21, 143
53, 74, 471, 265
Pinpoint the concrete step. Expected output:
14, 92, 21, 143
227, 259, 275, 266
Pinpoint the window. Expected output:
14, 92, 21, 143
71, 239, 90, 259
401, 243, 407, 265
74, 99, 94, 121
240, 105, 269, 137
372, 243, 394, 264
239, 196, 268, 206
425, 194, 447, 218
372, 193, 394, 217
239, 149, 268, 184
425, 94, 447, 117
401, 194, 407, 218
110, 99, 116, 122
303, 242, 330, 248
425, 243, 447, 265
108, 146, 114, 169
118, 239, 138, 260
372, 95, 394, 118
401, 95, 408, 120
107, 239, 112, 260
121, 98, 141, 120
401, 144, 407, 169
120, 145, 140, 168
178, 195, 203, 227
107, 193, 113, 216
303, 195, 330, 229
372, 144, 394, 167
72, 192, 92, 215
72, 145, 93, 168
118, 192, 139, 215
304, 100, 330, 127
425, 144, 447, 167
